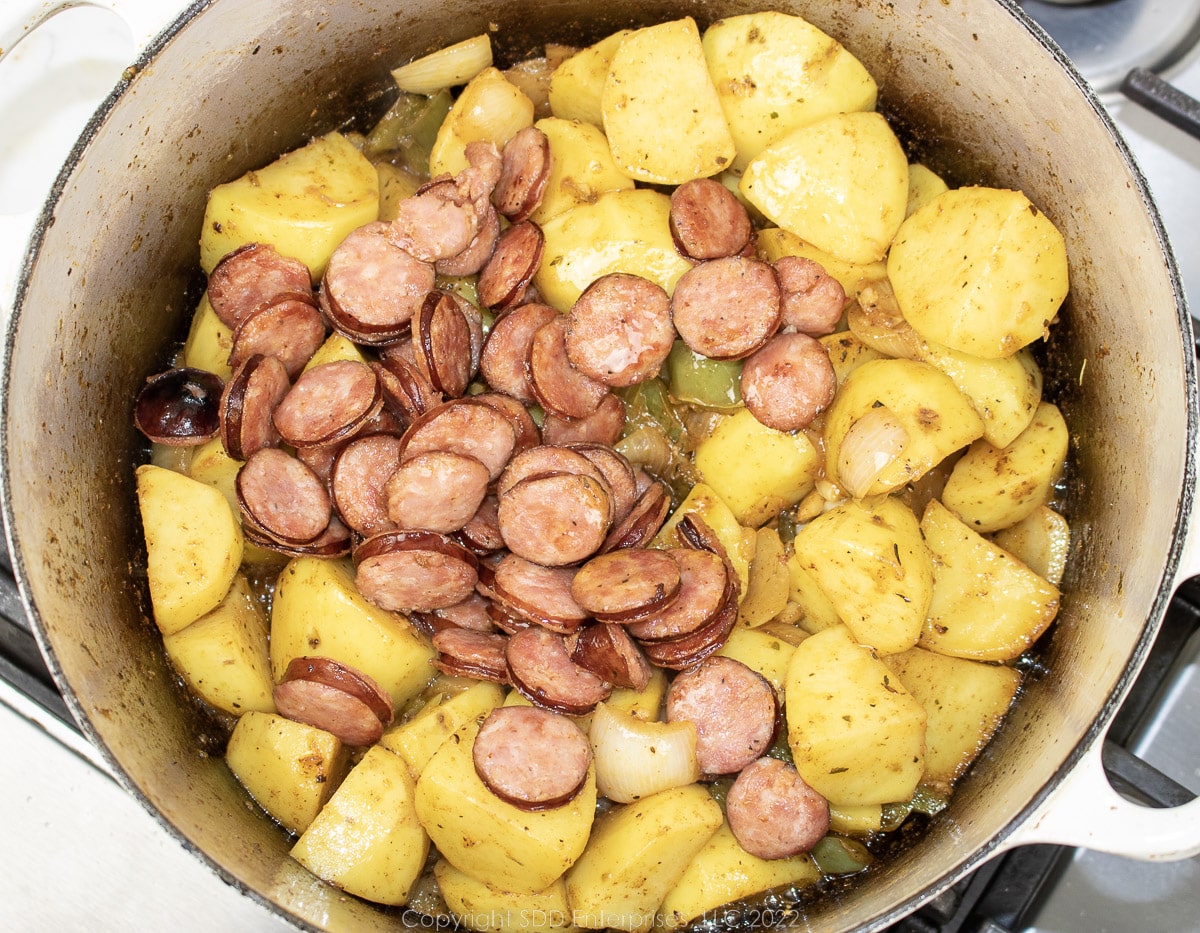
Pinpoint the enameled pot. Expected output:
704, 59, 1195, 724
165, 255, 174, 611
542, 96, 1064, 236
2, 0, 1199, 929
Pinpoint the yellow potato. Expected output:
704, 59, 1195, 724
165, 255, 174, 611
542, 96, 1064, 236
828, 803, 883, 836
225, 711, 348, 835
534, 188, 692, 311
694, 408, 820, 527
741, 112, 908, 265
905, 162, 949, 217
161, 573, 274, 716
785, 623, 927, 806
135, 464, 243, 635
430, 67, 535, 178
888, 187, 1069, 358
605, 666, 669, 721
820, 332, 884, 388
991, 504, 1071, 586
785, 557, 842, 635
919, 500, 1060, 661
756, 226, 886, 297
601, 17, 736, 184
181, 294, 233, 380
736, 526, 791, 628
435, 861, 576, 933
375, 161, 423, 222
303, 331, 369, 371
942, 401, 1069, 532
702, 11, 877, 171
791, 497, 932, 654
548, 30, 632, 127
199, 131, 379, 280
717, 623, 797, 696
292, 746, 429, 906
380, 680, 505, 779
565, 784, 723, 932
530, 117, 634, 225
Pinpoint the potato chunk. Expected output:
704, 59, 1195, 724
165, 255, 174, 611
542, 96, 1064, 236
135, 464, 243, 635
530, 116, 634, 225
991, 505, 1071, 586
435, 860, 576, 933
888, 187, 1069, 358
379, 679, 505, 778
548, 30, 632, 127
181, 294, 233, 380
601, 17, 736, 184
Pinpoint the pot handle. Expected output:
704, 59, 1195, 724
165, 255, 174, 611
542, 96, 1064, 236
1002, 732, 1200, 859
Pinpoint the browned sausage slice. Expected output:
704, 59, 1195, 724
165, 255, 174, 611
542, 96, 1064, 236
473, 706, 592, 810
671, 256, 781, 360
207, 242, 314, 329
220, 354, 290, 461
599, 480, 671, 553
492, 126, 552, 223
497, 444, 607, 497
273, 359, 382, 447
665, 655, 778, 775
354, 530, 479, 612
456, 494, 505, 556
229, 297, 326, 379
625, 548, 727, 641
570, 623, 653, 691
480, 302, 560, 403
385, 450, 491, 534
505, 627, 612, 715
740, 332, 837, 432
400, 398, 518, 481
497, 472, 613, 567
373, 354, 441, 422
413, 290, 474, 398
773, 255, 846, 337
388, 178, 482, 264
570, 549, 682, 623
669, 177, 753, 261
725, 756, 831, 859
436, 204, 501, 278
431, 628, 510, 683
470, 392, 542, 454
273, 656, 394, 746
237, 447, 331, 545
492, 554, 589, 630
477, 220, 544, 311
328, 433, 405, 537
429, 592, 496, 633
564, 273, 674, 387
244, 513, 352, 559
638, 598, 737, 671
567, 443, 638, 524
528, 316, 610, 419
541, 392, 626, 448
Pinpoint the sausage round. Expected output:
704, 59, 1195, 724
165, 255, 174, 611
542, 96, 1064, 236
541, 392, 626, 448
505, 627, 612, 715
570, 548, 682, 623
528, 316, 610, 419
354, 530, 479, 612
725, 756, 831, 859
671, 256, 781, 360
479, 302, 560, 403
491, 126, 552, 223
385, 450, 491, 534
669, 178, 753, 261
412, 290, 474, 398
492, 554, 589, 630
237, 447, 331, 545
330, 433, 406, 537
229, 296, 326, 379
207, 242, 314, 329
773, 255, 846, 337
273, 359, 382, 447
400, 399, 518, 481
599, 480, 671, 553
472, 706, 592, 810
570, 623, 653, 691
273, 656, 394, 747
497, 472, 613, 567
477, 220, 544, 311
739, 332, 837, 432
220, 354, 290, 461
564, 273, 674, 387
432, 627, 510, 683
625, 548, 727, 641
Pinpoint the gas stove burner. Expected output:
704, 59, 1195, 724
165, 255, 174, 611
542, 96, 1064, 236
1022, 0, 1200, 93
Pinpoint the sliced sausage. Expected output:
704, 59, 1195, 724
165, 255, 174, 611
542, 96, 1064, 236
638, 597, 738, 671
477, 220, 544, 311
541, 392, 626, 448
237, 447, 331, 545
388, 178, 482, 264
399, 398, 518, 481
497, 472, 613, 567
773, 255, 846, 337
429, 592, 496, 633
135, 368, 223, 447
329, 433, 405, 537
740, 332, 837, 432
273, 359, 382, 447
473, 706, 591, 810
243, 513, 352, 559
564, 273, 674, 387
567, 444, 637, 524
275, 656, 394, 742
570, 549, 682, 623
626, 548, 728, 641
470, 392, 542, 454
431, 627, 510, 683
385, 450, 491, 534
354, 530, 479, 612
570, 623, 653, 691
528, 316, 609, 420
412, 290, 474, 398
229, 296, 326, 379
492, 554, 589, 630
505, 627, 612, 715
726, 757, 831, 859
599, 480, 671, 553
207, 242, 314, 329
373, 354, 441, 422
671, 256, 781, 360
665, 656, 778, 775
497, 444, 608, 497
492, 126, 552, 223
669, 177, 753, 261
480, 302, 560, 403
220, 354, 290, 461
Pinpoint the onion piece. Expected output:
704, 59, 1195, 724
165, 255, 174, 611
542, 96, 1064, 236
837, 406, 909, 498
589, 702, 700, 804
391, 34, 493, 95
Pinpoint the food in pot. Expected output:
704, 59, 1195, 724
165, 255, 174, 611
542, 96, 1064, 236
131, 10, 1073, 928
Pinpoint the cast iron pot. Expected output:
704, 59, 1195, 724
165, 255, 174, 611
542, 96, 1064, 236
2, 0, 1199, 929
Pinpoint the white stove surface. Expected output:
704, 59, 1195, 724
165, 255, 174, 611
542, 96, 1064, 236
0, 4, 1198, 932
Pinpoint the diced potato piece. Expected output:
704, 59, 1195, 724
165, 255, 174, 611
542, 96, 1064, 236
694, 408, 820, 527
652, 482, 755, 598
942, 401, 1069, 533
436, 861, 576, 933
718, 623, 796, 695
415, 719, 596, 894
659, 822, 820, 929
888, 187, 1069, 358
199, 132, 379, 280
820, 332, 884, 388
380, 680, 505, 779
991, 505, 1071, 586
601, 17, 735, 184
534, 188, 692, 311
225, 711, 348, 835
548, 30, 632, 127
906, 163, 949, 217
919, 500, 1060, 661
702, 11, 877, 172
566, 784, 723, 932
292, 746, 428, 906
828, 803, 882, 836
785, 624, 927, 806
741, 112, 908, 265
823, 358, 984, 497
135, 464, 243, 635
920, 342, 1043, 449
882, 647, 1021, 790
376, 162, 423, 222
757, 226, 886, 297
270, 557, 435, 708
303, 331, 369, 371
786, 558, 842, 635
182, 294, 233, 380
161, 573, 274, 715
186, 436, 241, 514
605, 666, 669, 721
531, 117, 635, 225
430, 67, 535, 178
737, 527, 791, 628
791, 498, 932, 654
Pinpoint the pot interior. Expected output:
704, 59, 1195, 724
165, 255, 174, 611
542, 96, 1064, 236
3, 0, 1193, 929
